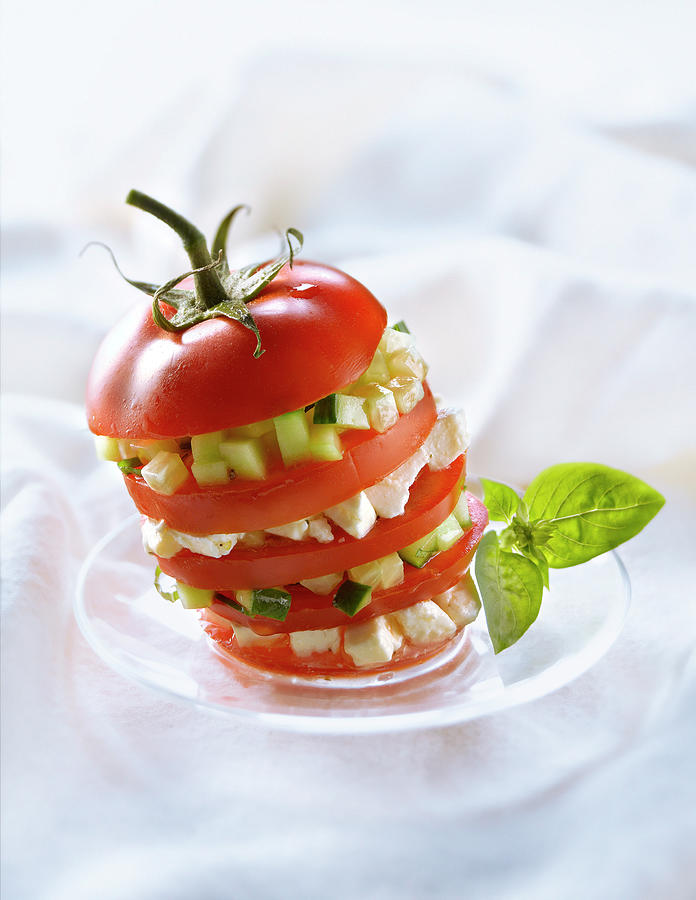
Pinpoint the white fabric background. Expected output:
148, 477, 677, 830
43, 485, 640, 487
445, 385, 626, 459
2, 3, 696, 898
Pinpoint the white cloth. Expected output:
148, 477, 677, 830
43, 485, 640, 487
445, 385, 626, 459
3, 5, 696, 898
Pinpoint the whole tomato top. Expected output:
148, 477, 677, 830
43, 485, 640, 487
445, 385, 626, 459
86, 259, 387, 438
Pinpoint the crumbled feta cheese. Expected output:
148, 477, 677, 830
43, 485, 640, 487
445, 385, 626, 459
307, 515, 334, 543
423, 410, 469, 471
266, 519, 309, 541
169, 530, 239, 558
344, 616, 403, 667
432, 575, 481, 627
141, 518, 181, 559
389, 600, 457, 644
289, 628, 341, 657
231, 624, 285, 648
379, 327, 415, 355
325, 492, 377, 539
365, 448, 427, 518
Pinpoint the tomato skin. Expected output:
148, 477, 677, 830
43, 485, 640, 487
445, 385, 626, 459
123, 386, 437, 534
156, 456, 466, 589
208, 492, 487, 634
86, 260, 387, 439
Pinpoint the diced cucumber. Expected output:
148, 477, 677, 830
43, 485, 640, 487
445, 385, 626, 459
352, 384, 399, 433
220, 437, 267, 480
398, 530, 440, 568
118, 439, 138, 459
388, 377, 425, 415
333, 580, 373, 616
386, 347, 428, 381
356, 348, 391, 386
274, 410, 311, 466
452, 492, 473, 529
94, 435, 121, 461
434, 514, 464, 552
379, 326, 414, 356
348, 559, 383, 588
230, 418, 275, 439
250, 588, 292, 621
141, 451, 190, 495
191, 431, 225, 464
234, 590, 254, 611
299, 572, 344, 595
133, 439, 180, 463
309, 424, 343, 461
392, 320, 410, 333
176, 582, 214, 609
313, 394, 369, 429
191, 460, 229, 486
378, 552, 405, 588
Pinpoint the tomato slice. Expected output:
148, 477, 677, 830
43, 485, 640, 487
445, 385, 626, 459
208, 492, 488, 634
124, 385, 437, 534
156, 456, 467, 589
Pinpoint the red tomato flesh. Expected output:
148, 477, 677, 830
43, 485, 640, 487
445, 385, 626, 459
124, 385, 437, 534
87, 261, 387, 439
156, 456, 467, 589
208, 492, 487, 634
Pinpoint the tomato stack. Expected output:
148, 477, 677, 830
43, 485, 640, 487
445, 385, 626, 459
87, 193, 488, 675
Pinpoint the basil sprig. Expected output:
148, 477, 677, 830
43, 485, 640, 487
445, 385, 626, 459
475, 464, 664, 653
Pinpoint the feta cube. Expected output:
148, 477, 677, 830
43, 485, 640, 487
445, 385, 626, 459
266, 519, 309, 541
232, 624, 285, 649
307, 515, 334, 543
423, 410, 469, 471
389, 600, 456, 644
365, 448, 427, 518
170, 529, 238, 558
289, 628, 341, 657
325, 492, 377, 539
432, 575, 481, 627
141, 518, 181, 559
344, 616, 403, 667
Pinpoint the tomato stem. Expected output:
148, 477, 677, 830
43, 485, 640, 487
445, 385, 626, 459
126, 190, 227, 309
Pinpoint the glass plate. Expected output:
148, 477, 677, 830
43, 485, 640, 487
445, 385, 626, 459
74, 514, 630, 734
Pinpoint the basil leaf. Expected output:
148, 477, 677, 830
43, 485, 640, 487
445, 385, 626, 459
524, 463, 665, 568
481, 478, 521, 523
117, 457, 142, 475
474, 531, 544, 653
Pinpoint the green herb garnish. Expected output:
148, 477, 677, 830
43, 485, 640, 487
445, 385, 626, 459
117, 457, 142, 475
475, 463, 664, 653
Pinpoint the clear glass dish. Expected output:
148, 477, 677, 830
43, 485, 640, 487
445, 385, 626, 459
74, 514, 630, 734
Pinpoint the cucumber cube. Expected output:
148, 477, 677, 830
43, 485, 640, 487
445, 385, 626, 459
231, 418, 275, 439
133, 439, 180, 463
352, 384, 399, 433
191, 431, 225, 464
191, 460, 229, 486
176, 582, 214, 609
94, 435, 121, 461
398, 529, 440, 568
309, 425, 343, 461
313, 394, 369, 429
299, 572, 344, 595
274, 410, 311, 466
356, 348, 391, 386
250, 588, 292, 621
141, 451, 190, 495
434, 514, 464, 552
348, 559, 384, 588
333, 580, 373, 616
234, 590, 254, 611
452, 492, 473, 529
378, 552, 405, 588
220, 437, 267, 480
388, 377, 425, 415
